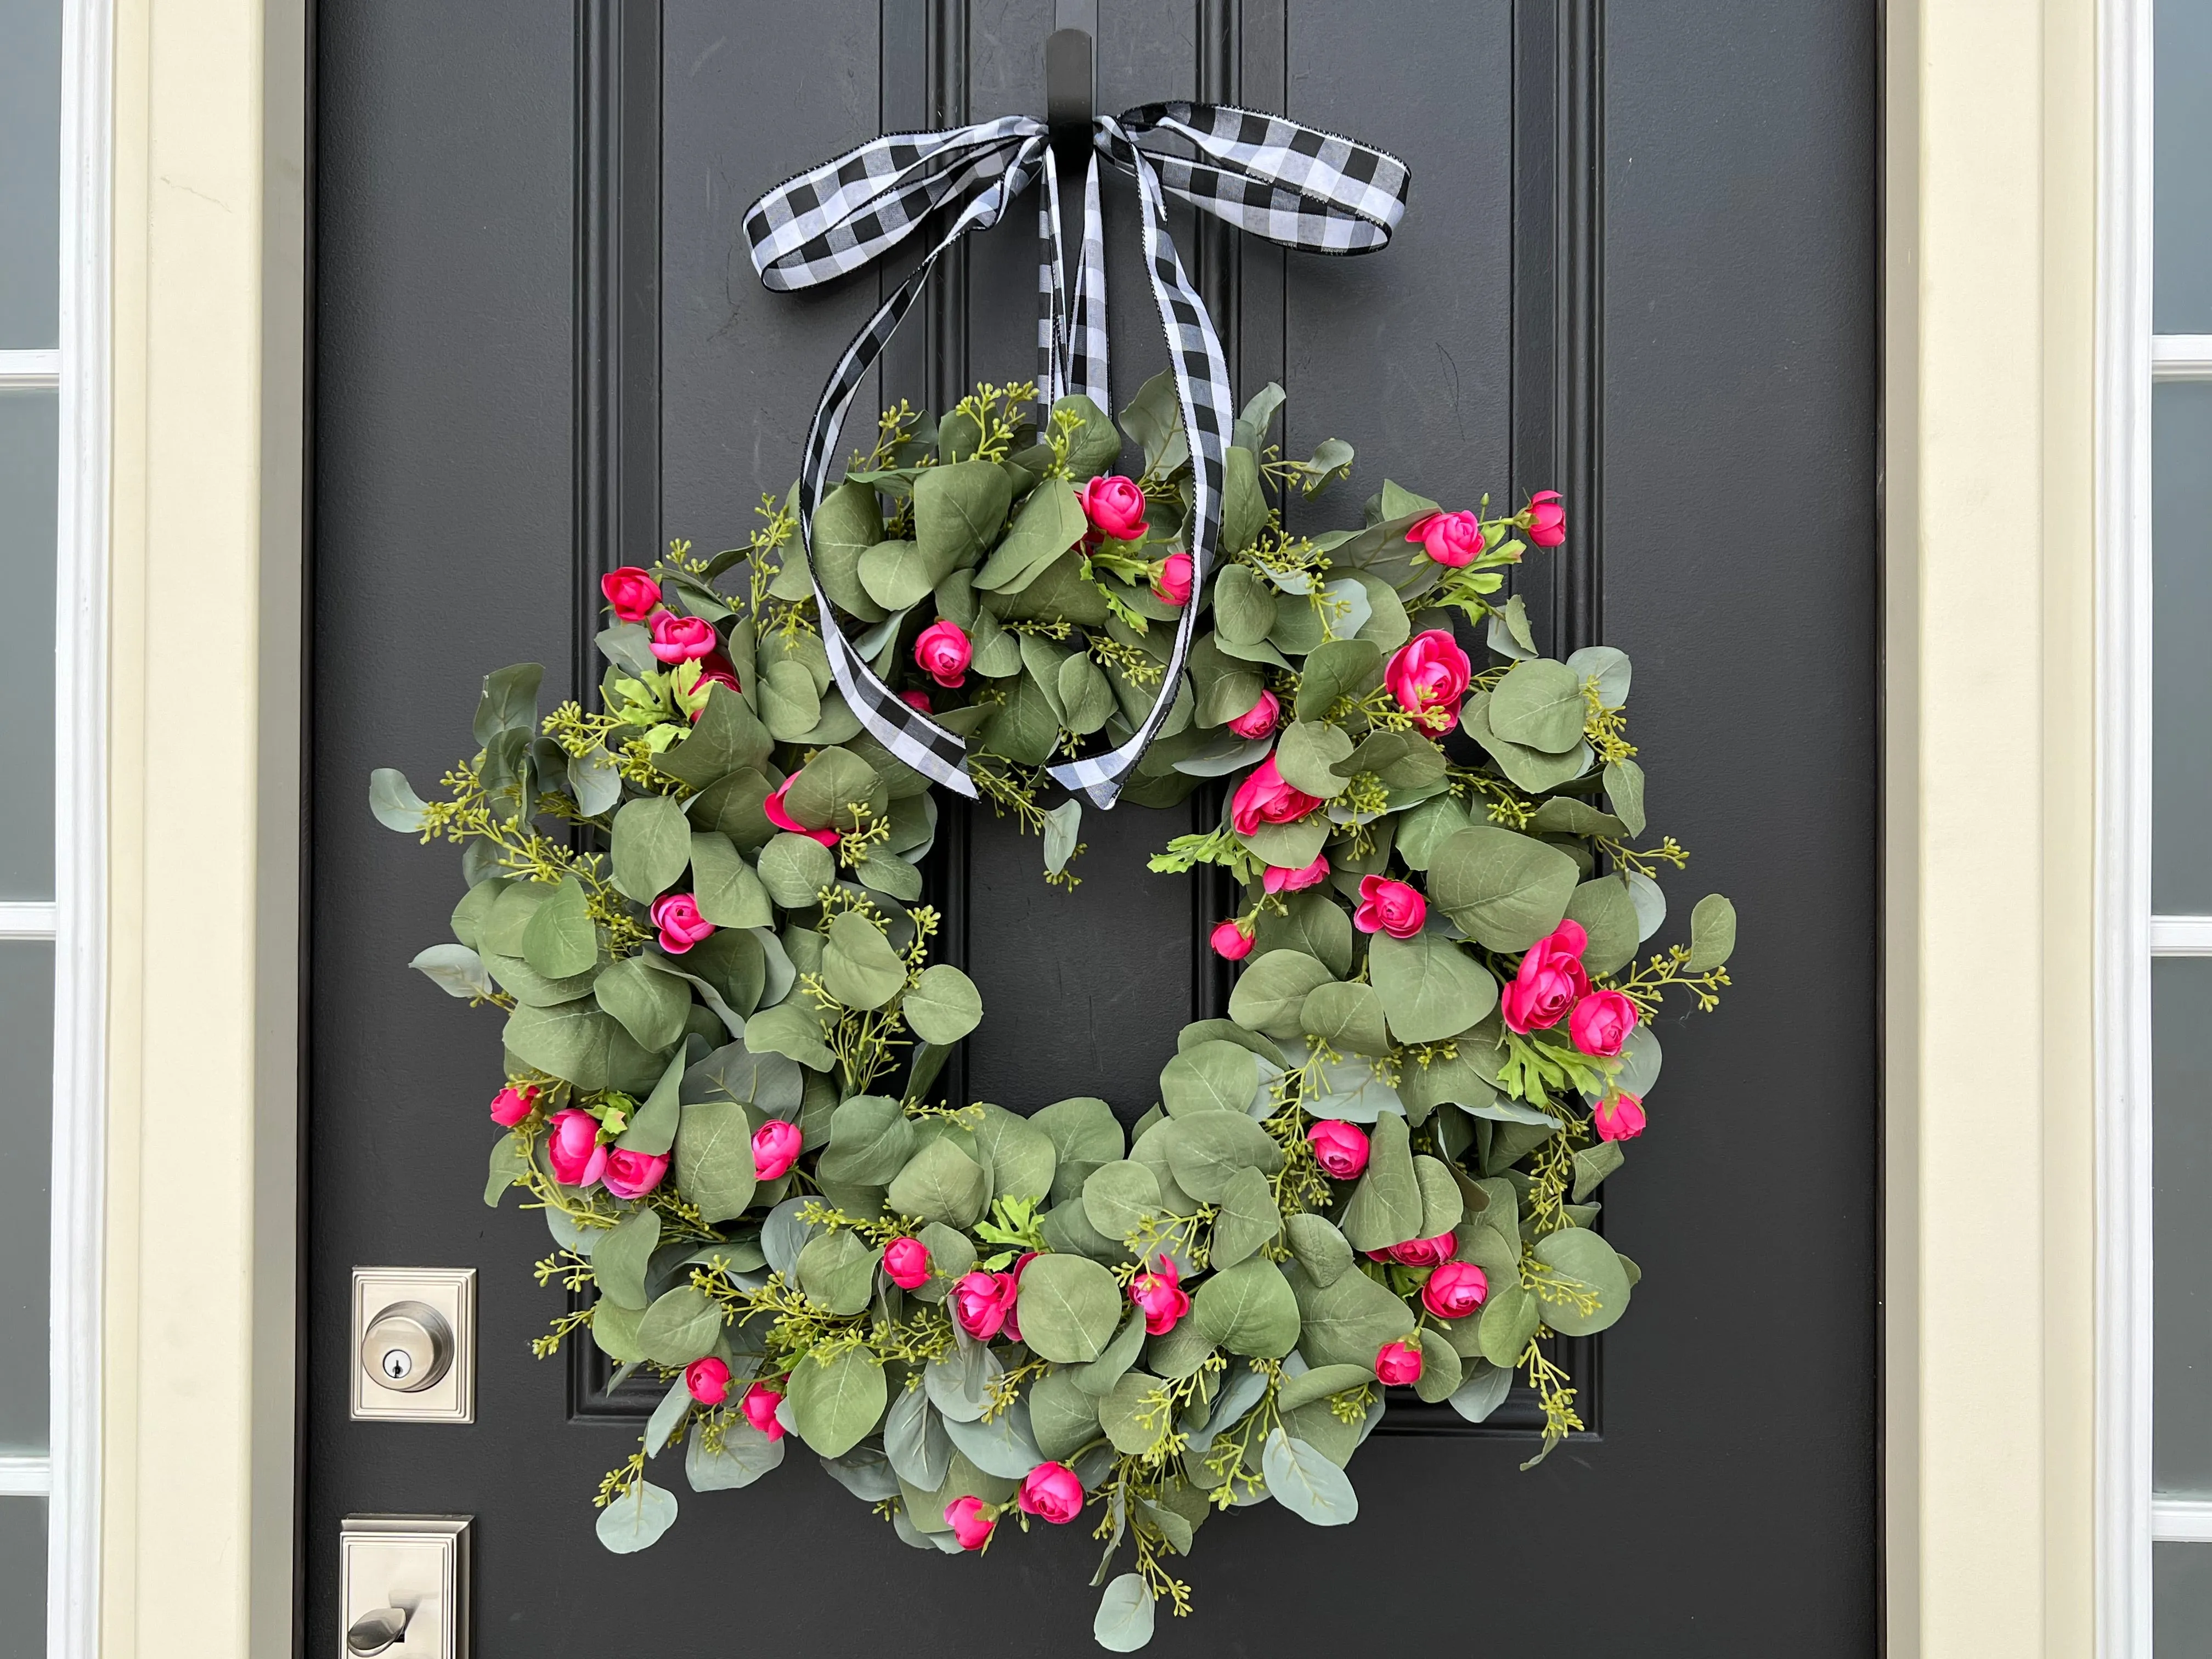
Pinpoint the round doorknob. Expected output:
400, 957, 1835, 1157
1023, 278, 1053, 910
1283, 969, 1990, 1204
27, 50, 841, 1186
359, 1300, 453, 1393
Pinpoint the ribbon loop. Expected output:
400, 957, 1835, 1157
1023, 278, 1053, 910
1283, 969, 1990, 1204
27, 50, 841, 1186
744, 103, 1409, 808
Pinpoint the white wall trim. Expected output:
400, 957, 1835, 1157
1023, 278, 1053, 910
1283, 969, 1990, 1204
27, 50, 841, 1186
0, 350, 63, 391
2151, 335, 2212, 379
52, 1, 109, 1656
2154, 1500, 2212, 1544
0, 905, 60, 941
2097, 0, 2157, 1651
0, 1459, 53, 1499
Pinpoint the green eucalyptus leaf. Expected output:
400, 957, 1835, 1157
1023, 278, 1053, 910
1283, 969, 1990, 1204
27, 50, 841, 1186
1209, 1165, 1282, 1267
1426, 825, 1581, 952
612, 795, 693, 904
785, 1347, 888, 1458
975, 478, 1087, 592
636, 1284, 723, 1367
593, 956, 690, 1053
1082, 1160, 1165, 1243
1290, 1254, 1413, 1365
1300, 980, 1391, 1058
1261, 1430, 1359, 1526
1162, 1109, 1283, 1201
1487, 658, 1587, 753
1015, 1254, 1125, 1363
755, 833, 837, 909
1604, 757, 1648, 837
1252, 890, 1355, 978
686, 1417, 785, 1490
368, 767, 430, 832
1094, 1574, 1157, 1654
1689, 893, 1739, 970
1284, 1211, 1354, 1287
1532, 1225, 1633, 1336
503, 998, 616, 1090
886, 1137, 989, 1229
1273, 721, 1356, 799
1340, 1113, 1423, 1252
1369, 930, 1499, 1045
1294, 639, 1384, 722
593, 1206, 661, 1310
1565, 874, 1641, 977
822, 911, 907, 1010
796, 1229, 879, 1316
904, 963, 983, 1045
1159, 1040, 1260, 1119
1191, 1257, 1300, 1357
819, 1094, 915, 1185
595, 1480, 678, 1554
915, 459, 1014, 571
1226, 949, 1334, 1039
674, 1100, 757, 1222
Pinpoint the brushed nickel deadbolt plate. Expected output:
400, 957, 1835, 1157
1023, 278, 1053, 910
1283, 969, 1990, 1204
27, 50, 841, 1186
351, 1267, 475, 1423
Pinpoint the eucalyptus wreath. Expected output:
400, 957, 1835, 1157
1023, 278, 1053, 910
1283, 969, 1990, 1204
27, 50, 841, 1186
371, 373, 1739, 1651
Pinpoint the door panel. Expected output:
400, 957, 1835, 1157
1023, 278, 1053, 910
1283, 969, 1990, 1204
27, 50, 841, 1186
309, 3, 1877, 1652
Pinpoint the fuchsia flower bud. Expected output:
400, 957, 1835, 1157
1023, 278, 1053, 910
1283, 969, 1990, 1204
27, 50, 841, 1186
1306, 1119, 1370, 1179
650, 612, 718, 663
739, 1380, 785, 1441
1569, 989, 1639, 1058
1594, 1091, 1647, 1143
545, 1108, 607, 1190
601, 566, 662, 622
1262, 853, 1330, 895
882, 1237, 932, 1290
953, 1269, 1020, 1340
1128, 1256, 1191, 1336
1225, 688, 1280, 740
1230, 755, 1323, 837
684, 1356, 731, 1405
1384, 629, 1472, 733
1352, 876, 1426, 940
751, 1118, 803, 1181
1016, 1461, 1086, 1525
1078, 475, 1150, 542
914, 620, 972, 689
1500, 919, 1590, 1033
1404, 509, 1484, 568
649, 892, 715, 954
1210, 919, 1256, 961
1152, 551, 1194, 607
1422, 1261, 1490, 1319
945, 1494, 996, 1550
1526, 489, 1567, 548
899, 688, 933, 714
488, 1084, 538, 1127
1374, 1340, 1424, 1386
601, 1148, 669, 1200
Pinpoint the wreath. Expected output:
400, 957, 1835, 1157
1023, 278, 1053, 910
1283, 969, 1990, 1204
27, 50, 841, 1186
370, 374, 1737, 1650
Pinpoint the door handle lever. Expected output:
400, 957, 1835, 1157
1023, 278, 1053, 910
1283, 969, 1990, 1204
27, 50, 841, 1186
346, 1605, 410, 1655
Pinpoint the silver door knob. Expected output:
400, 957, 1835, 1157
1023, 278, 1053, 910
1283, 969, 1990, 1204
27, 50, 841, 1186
359, 1300, 454, 1393
346, 1605, 410, 1655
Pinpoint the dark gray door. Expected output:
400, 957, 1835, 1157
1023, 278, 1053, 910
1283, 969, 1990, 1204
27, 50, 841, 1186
308, 2, 1877, 1651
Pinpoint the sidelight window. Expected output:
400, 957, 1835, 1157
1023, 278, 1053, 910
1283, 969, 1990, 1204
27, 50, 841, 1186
0, 0, 106, 1655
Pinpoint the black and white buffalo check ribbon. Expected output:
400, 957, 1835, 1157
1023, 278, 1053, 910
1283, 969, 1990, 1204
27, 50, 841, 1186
744, 102, 1409, 805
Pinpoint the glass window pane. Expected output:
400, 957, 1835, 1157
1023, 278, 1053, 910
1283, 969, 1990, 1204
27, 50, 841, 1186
2153, 383, 2212, 912
0, 943, 48, 1453
2159, 1542, 2212, 1654
0, 1, 59, 347
2158, 958, 2212, 1493
2157, 0, 2212, 331
0, 1499, 43, 1650
0, 391, 53, 901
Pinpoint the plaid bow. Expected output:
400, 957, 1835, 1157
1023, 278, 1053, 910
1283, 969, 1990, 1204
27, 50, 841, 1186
744, 103, 1410, 806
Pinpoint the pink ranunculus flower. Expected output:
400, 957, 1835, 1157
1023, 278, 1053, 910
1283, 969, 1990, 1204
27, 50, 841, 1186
1001, 1251, 1039, 1344
1380, 1232, 1456, 1268
1230, 754, 1323, 837
546, 1107, 608, 1190
1374, 1340, 1424, 1386
1016, 1461, 1087, 1525
1569, 988, 1639, 1058
1079, 474, 1150, 542
1404, 509, 1485, 568
1384, 628, 1473, 733
601, 566, 662, 623
952, 1269, 1020, 1341
650, 892, 716, 955
899, 688, 933, 714
1526, 489, 1567, 548
488, 1084, 539, 1127
763, 776, 841, 847
1226, 687, 1280, 740
602, 1148, 670, 1200
914, 619, 972, 689
1499, 919, 1591, 1034
751, 1118, 803, 1182
945, 1495, 996, 1550
684, 1356, 731, 1405
1152, 551, 1194, 607
1353, 875, 1426, 939
882, 1236, 932, 1291
1263, 853, 1330, 895
1210, 919, 1256, 961
1307, 1118, 1370, 1180
739, 1380, 786, 1441
1422, 1261, 1490, 1320
1128, 1256, 1191, 1336
650, 611, 718, 664
1594, 1091, 1647, 1143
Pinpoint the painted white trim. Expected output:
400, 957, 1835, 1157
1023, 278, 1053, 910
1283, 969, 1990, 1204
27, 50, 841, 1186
2098, 0, 2157, 1651
2153, 1499, 2212, 1544
2149, 917, 2212, 955
50, 2, 108, 1656
2151, 335, 2212, 380
0, 1459, 53, 1499
0, 349, 61, 391
0, 905, 59, 941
